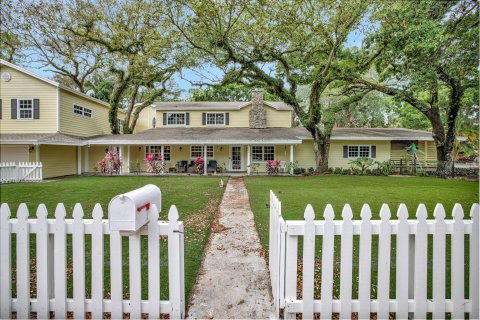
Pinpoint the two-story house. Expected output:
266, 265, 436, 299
1, 59, 438, 178
0, 59, 125, 178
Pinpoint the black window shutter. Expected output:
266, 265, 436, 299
163, 113, 167, 125
11, 99, 17, 119
33, 99, 40, 119
186, 113, 190, 125
225, 112, 229, 125
0, 99, 2, 119
202, 113, 206, 125
343, 145, 348, 158
371, 146, 376, 158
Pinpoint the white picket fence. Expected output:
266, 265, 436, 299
0, 162, 43, 183
0, 202, 185, 319
269, 191, 480, 319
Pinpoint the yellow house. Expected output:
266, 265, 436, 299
328, 127, 437, 169
1, 59, 440, 178
0, 59, 125, 178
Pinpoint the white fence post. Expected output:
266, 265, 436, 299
302, 204, 315, 320
168, 205, 183, 319
270, 194, 480, 320
0, 161, 43, 183
0, 204, 11, 318
1, 198, 185, 319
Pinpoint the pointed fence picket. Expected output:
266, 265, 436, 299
269, 191, 480, 319
0, 202, 185, 319
0, 162, 43, 183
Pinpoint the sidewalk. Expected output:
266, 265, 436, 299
187, 177, 274, 319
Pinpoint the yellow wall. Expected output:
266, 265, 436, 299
153, 104, 292, 128
39, 145, 77, 178
0, 65, 58, 133
328, 140, 391, 169
134, 107, 157, 133
59, 88, 117, 137
390, 140, 437, 162
294, 140, 317, 169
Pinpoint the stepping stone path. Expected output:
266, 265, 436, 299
187, 177, 274, 319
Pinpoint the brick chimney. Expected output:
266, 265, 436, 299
249, 90, 267, 129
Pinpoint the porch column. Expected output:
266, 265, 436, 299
161, 146, 165, 174
77, 146, 82, 175
203, 145, 207, 175
35, 144, 41, 162
247, 145, 251, 175
127, 145, 130, 173
84, 145, 89, 173
118, 145, 124, 174
290, 145, 294, 175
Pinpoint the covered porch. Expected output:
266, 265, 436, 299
87, 127, 312, 175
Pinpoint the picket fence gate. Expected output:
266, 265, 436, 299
0, 202, 185, 319
269, 191, 479, 319
0, 162, 43, 183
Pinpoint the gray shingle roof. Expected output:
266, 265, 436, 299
0, 133, 86, 145
151, 101, 293, 111
87, 127, 311, 145
330, 128, 434, 141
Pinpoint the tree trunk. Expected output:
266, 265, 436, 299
428, 108, 453, 178
310, 130, 330, 173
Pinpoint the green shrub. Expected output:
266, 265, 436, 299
341, 168, 351, 175
333, 167, 342, 174
308, 167, 315, 174
293, 167, 306, 175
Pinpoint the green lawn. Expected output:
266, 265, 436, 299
0, 176, 225, 303
244, 175, 479, 300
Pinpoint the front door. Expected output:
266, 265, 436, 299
230, 146, 242, 171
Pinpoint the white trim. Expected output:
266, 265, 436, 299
165, 112, 187, 126
205, 112, 226, 126
190, 145, 213, 159
251, 145, 276, 163
16, 98, 34, 120
56, 87, 60, 131
145, 145, 172, 163
347, 145, 372, 158
229, 145, 243, 171
73, 104, 93, 119
151, 101, 292, 111
331, 136, 435, 141
86, 139, 303, 146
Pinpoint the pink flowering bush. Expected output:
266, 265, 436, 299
144, 153, 165, 174
98, 150, 122, 174
266, 160, 281, 175
194, 156, 204, 174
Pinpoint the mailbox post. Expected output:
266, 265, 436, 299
108, 184, 161, 235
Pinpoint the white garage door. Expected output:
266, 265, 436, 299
0, 145, 29, 162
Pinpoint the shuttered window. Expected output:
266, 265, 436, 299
18, 99, 33, 119
166, 112, 186, 125
344, 145, 376, 158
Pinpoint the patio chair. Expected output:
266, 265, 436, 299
177, 160, 188, 173
279, 160, 287, 173
207, 160, 217, 173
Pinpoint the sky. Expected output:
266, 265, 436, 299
20, 26, 366, 98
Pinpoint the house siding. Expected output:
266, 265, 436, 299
59, 89, 122, 137
153, 104, 291, 128
0, 65, 57, 133
328, 140, 391, 169
40, 145, 77, 178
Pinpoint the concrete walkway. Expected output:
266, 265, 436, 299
187, 177, 274, 319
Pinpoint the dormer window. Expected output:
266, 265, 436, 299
167, 112, 186, 125
206, 112, 225, 125
73, 104, 92, 118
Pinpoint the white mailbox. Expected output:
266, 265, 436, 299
108, 184, 161, 233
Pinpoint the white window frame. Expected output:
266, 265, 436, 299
166, 112, 186, 126
347, 145, 371, 158
17, 98, 34, 120
117, 119, 125, 133
205, 112, 226, 126
145, 145, 171, 162
73, 104, 93, 119
190, 145, 214, 159
251, 145, 276, 162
